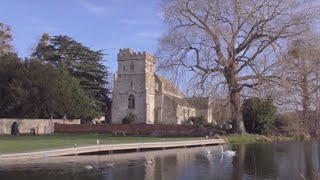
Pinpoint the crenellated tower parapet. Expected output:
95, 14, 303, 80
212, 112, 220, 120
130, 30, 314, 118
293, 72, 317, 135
118, 48, 156, 63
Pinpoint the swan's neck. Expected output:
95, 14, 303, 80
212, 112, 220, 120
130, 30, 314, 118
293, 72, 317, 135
220, 146, 223, 153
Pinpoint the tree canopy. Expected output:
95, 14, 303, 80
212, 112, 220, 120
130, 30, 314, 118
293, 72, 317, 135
32, 34, 110, 117
0, 53, 96, 119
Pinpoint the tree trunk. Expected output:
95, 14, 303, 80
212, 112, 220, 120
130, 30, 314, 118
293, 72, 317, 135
300, 58, 310, 132
50, 112, 53, 134
225, 61, 246, 134
230, 90, 246, 134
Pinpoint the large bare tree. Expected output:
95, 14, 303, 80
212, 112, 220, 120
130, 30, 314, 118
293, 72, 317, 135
157, 0, 315, 133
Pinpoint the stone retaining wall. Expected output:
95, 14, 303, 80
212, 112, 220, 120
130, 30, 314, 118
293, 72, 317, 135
54, 124, 225, 136
0, 119, 80, 135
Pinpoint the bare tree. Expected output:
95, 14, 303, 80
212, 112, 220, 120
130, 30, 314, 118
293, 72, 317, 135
157, 0, 316, 133
277, 32, 320, 133
0, 22, 13, 55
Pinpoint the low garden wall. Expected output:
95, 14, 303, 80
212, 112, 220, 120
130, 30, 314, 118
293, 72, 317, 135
54, 124, 225, 136
0, 119, 80, 135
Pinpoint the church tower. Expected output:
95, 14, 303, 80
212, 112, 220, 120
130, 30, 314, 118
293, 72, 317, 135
111, 48, 156, 124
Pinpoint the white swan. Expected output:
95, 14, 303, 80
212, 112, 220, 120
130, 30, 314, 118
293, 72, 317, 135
146, 159, 153, 165
220, 145, 236, 156
106, 162, 115, 167
84, 165, 94, 169
204, 149, 211, 154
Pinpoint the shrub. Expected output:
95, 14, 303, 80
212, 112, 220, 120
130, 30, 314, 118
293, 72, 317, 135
273, 114, 289, 132
188, 116, 206, 125
243, 97, 277, 135
122, 114, 135, 124
294, 132, 311, 141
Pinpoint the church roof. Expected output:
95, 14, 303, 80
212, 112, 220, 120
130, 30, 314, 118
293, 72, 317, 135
165, 94, 192, 107
155, 74, 210, 109
185, 97, 210, 109
155, 74, 185, 97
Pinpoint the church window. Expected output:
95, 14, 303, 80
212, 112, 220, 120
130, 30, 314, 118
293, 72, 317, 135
128, 94, 135, 109
130, 62, 134, 71
123, 65, 126, 71
131, 81, 133, 87
118, 74, 121, 83
155, 82, 158, 91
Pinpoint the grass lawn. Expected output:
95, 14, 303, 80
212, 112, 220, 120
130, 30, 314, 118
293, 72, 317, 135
222, 134, 298, 144
222, 134, 258, 144
0, 134, 204, 154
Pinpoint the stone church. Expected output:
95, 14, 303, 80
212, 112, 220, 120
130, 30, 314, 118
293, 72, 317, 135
111, 48, 214, 124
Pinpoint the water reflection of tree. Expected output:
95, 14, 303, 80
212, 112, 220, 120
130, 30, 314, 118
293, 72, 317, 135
231, 143, 278, 179
274, 141, 320, 179
304, 141, 313, 179
154, 155, 178, 180
231, 144, 245, 180
302, 141, 320, 179
111, 159, 145, 180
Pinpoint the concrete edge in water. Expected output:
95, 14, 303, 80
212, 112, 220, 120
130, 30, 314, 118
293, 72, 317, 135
0, 139, 225, 161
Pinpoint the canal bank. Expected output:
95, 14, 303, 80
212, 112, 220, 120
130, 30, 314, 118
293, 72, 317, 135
1, 140, 318, 180
223, 133, 312, 144
0, 139, 225, 161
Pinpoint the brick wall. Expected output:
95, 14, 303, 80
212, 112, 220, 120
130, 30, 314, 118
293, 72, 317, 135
54, 123, 225, 136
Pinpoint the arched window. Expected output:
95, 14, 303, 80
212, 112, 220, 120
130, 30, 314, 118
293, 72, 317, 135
130, 62, 134, 71
128, 94, 135, 109
123, 65, 126, 71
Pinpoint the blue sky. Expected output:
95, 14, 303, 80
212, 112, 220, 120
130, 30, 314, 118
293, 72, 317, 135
0, 0, 163, 73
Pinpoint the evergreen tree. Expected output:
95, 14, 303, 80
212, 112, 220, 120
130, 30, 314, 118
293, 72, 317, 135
32, 34, 110, 118
0, 53, 22, 116
0, 22, 13, 55
243, 97, 277, 135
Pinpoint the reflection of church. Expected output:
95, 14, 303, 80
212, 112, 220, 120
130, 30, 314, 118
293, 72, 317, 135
111, 48, 214, 124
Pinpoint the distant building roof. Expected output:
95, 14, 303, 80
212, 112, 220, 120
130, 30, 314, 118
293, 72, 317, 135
186, 97, 210, 109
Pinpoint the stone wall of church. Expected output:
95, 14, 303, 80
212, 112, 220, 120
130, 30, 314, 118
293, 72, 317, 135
207, 106, 213, 123
177, 105, 196, 124
162, 95, 178, 124
112, 48, 156, 124
112, 71, 147, 124
154, 76, 163, 123
145, 60, 156, 124
111, 90, 146, 124
195, 109, 209, 121
154, 94, 163, 123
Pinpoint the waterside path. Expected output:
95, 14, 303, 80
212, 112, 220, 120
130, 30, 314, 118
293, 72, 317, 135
0, 139, 225, 161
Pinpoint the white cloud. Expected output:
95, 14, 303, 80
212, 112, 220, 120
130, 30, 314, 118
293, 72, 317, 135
79, 0, 107, 15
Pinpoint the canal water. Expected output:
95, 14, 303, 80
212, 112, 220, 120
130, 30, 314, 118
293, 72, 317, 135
1, 140, 320, 180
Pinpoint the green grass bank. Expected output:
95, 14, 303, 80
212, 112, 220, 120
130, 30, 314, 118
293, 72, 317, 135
222, 133, 311, 144
0, 134, 203, 154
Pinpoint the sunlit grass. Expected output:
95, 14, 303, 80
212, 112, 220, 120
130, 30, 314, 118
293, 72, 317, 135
0, 134, 203, 154
222, 134, 297, 144
222, 134, 258, 144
